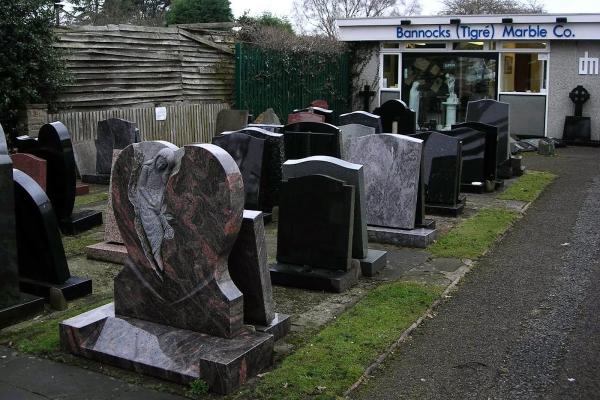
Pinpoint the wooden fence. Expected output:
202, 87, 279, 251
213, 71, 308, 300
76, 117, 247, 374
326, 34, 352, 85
48, 102, 228, 146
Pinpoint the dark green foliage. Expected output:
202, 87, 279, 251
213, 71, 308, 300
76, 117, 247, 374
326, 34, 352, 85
166, 0, 233, 25
71, 0, 170, 25
237, 11, 294, 34
0, 0, 70, 139
235, 43, 350, 124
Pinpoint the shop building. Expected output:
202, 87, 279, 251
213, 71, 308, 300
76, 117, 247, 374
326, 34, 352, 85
337, 14, 600, 139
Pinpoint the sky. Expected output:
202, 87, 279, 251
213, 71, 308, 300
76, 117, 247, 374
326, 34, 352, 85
229, 0, 600, 20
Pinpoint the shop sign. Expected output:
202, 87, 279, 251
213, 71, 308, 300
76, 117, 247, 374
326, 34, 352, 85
395, 23, 577, 41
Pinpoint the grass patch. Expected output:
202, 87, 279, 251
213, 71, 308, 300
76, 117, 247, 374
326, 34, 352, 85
74, 191, 108, 207
0, 297, 112, 355
497, 170, 557, 202
429, 208, 518, 259
62, 226, 105, 258
249, 282, 441, 400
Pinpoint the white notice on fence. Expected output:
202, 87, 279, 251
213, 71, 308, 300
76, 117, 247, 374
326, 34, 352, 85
155, 107, 167, 121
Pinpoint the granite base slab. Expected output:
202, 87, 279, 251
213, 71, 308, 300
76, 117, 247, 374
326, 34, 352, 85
269, 262, 360, 293
418, 219, 436, 230
252, 312, 291, 341
85, 242, 128, 264
460, 182, 485, 194
425, 196, 466, 217
495, 180, 505, 190
0, 293, 45, 329
563, 139, 600, 147
262, 212, 273, 225
367, 225, 438, 248
59, 303, 273, 394
357, 249, 388, 277
75, 182, 89, 196
59, 210, 103, 235
20, 276, 92, 301
81, 174, 110, 185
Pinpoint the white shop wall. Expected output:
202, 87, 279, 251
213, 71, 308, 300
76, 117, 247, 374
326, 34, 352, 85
547, 40, 600, 140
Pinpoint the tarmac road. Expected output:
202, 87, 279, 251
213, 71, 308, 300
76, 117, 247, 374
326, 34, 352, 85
352, 147, 600, 400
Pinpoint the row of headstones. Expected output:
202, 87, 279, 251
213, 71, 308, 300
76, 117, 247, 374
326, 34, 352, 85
0, 124, 93, 328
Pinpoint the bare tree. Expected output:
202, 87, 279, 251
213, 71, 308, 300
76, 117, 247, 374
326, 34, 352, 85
439, 0, 545, 15
293, 0, 422, 38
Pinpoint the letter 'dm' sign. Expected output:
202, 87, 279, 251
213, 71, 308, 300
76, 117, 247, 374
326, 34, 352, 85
579, 51, 599, 75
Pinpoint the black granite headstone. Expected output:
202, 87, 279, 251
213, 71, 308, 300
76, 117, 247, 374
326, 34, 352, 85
442, 127, 487, 190
282, 122, 341, 160
20, 122, 102, 235
277, 174, 354, 271
373, 99, 416, 135
95, 118, 139, 175
452, 121, 499, 183
465, 99, 510, 167
339, 111, 382, 133
0, 126, 44, 327
13, 169, 92, 300
413, 132, 463, 212
247, 124, 283, 133
563, 85, 597, 145
212, 132, 266, 211
239, 127, 284, 210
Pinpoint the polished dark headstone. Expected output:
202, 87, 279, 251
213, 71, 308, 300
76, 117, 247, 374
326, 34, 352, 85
239, 127, 284, 210
61, 142, 273, 394
19, 122, 102, 235
247, 123, 283, 133
339, 111, 382, 133
282, 122, 341, 160
373, 99, 416, 135
413, 132, 464, 215
0, 126, 44, 327
229, 210, 290, 340
452, 121, 499, 184
563, 86, 598, 146
215, 109, 249, 135
466, 99, 510, 167
95, 118, 139, 175
271, 174, 359, 292
13, 169, 92, 300
213, 132, 266, 211
282, 156, 387, 276
441, 127, 486, 192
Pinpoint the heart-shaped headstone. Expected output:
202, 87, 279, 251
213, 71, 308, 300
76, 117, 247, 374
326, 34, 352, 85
111, 141, 245, 339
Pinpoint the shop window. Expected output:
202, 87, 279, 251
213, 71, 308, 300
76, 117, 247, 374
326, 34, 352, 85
453, 42, 484, 50
401, 53, 497, 130
502, 41, 547, 49
405, 42, 447, 49
501, 53, 547, 93
382, 43, 400, 48
383, 54, 399, 88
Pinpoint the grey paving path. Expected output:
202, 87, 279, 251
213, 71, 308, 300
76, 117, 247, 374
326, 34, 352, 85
0, 346, 185, 400
352, 147, 600, 400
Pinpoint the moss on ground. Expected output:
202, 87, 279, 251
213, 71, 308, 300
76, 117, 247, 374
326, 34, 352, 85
428, 208, 519, 259
74, 191, 108, 207
62, 226, 105, 258
237, 282, 441, 400
497, 170, 557, 202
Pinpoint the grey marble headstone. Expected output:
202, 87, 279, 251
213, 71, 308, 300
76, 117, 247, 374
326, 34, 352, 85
254, 108, 281, 125
347, 134, 422, 230
282, 156, 367, 259
466, 99, 510, 165
339, 111, 382, 133
72, 141, 97, 177
96, 118, 139, 175
215, 109, 249, 135
339, 124, 375, 160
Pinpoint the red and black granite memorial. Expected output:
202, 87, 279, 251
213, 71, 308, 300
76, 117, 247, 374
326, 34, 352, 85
0, 125, 45, 328
60, 142, 276, 394
14, 122, 102, 235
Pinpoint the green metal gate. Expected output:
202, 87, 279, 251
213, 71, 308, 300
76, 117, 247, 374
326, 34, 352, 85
235, 43, 350, 124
